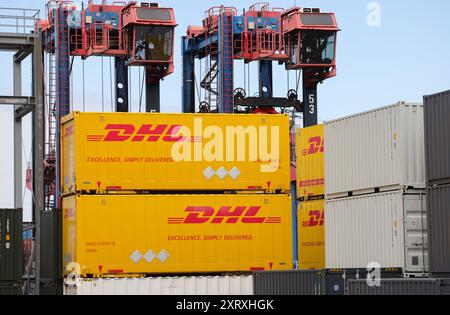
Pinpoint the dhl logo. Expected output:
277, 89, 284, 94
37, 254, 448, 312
86, 124, 202, 142
301, 210, 324, 227
301, 136, 324, 156
168, 206, 282, 225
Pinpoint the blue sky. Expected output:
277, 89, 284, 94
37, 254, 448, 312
1, 0, 450, 219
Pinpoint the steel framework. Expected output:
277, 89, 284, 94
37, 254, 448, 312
182, 3, 339, 127
37, 1, 177, 219
0, 7, 44, 295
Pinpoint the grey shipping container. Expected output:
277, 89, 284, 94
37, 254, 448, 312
0, 209, 23, 282
326, 268, 403, 295
253, 270, 325, 295
325, 102, 425, 198
325, 191, 428, 276
252, 269, 403, 295
427, 184, 450, 276
346, 278, 450, 295
65, 276, 253, 295
41, 209, 62, 281
424, 90, 450, 185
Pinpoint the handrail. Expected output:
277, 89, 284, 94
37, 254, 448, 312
272, 7, 285, 13
249, 2, 270, 12
57, 1, 76, 11
45, 0, 76, 27
0, 7, 40, 16
0, 7, 40, 34
281, 7, 301, 18
205, 6, 237, 19
92, 0, 128, 6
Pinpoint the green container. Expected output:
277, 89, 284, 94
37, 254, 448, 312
0, 209, 23, 282
0, 283, 22, 295
41, 209, 62, 281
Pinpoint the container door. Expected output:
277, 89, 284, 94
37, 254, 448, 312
403, 193, 428, 275
0, 209, 23, 282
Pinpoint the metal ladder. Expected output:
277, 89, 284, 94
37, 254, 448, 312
219, 11, 234, 113
56, 8, 71, 117
44, 35, 57, 212
90, 22, 110, 53
201, 58, 219, 111
55, 7, 71, 209
48, 53, 57, 155
209, 61, 218, 111
44, 6, 71, 211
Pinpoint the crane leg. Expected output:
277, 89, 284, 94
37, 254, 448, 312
115, 57, 129, 112
303, 71, 318, 127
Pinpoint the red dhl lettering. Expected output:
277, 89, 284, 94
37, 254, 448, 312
86, 124, 198, 142
298, 178, 325, 188
301, 210, 324, 227
168, 206, 282, 225
301, 136, 324, 156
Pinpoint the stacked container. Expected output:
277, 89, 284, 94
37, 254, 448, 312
61, 112, 293, 279
424, 90, 450, 277
0, 209, 23, 295
324, 102, 428, 277
295, 125, 325, 270
65, 275, 254, 295
346, 278, 450, 295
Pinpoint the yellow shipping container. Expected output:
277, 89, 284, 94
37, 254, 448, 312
297, 200, 325, 270
296, 125, 324, 200
63, 194, 292, 277
61, 112, 290, 195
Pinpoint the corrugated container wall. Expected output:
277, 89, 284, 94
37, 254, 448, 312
40, 281, 63, 296
64, 276, 253, 295
325, 269, 403, 295
253, 270, 325, 295
346, 278, 450, 295
0, 283, 22, 295
61, 112, 290, 194
427, 184, 450, 276
297, 200, 325, 270
325, 191, 428, 275
290, 181, 298, 267
63, 194, 292, 277
41, 209, 62, 281
296, 125, 324, 200
424, 90, 450, 185
0, 209, 23, 282
325, 103, 425, 197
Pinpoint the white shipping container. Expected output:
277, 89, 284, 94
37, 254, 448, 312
325, 190, 428, 275
64, 275, 254, 295
325, 102, 425, 198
